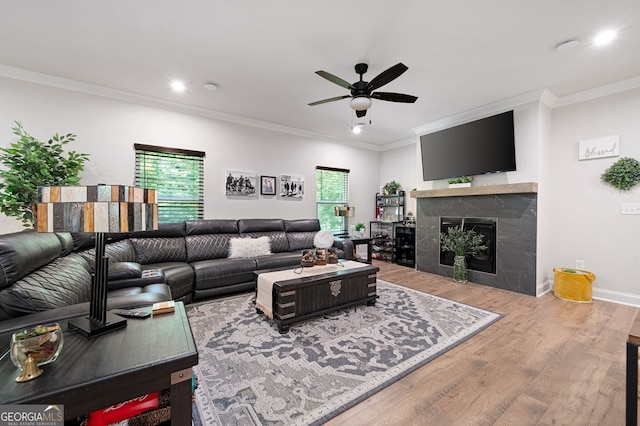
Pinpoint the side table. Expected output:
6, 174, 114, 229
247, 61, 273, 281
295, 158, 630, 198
349, 237, 373, 264
0, 302, 198, 424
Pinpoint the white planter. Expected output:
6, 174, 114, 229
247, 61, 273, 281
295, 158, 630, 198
449, 183, 472, 188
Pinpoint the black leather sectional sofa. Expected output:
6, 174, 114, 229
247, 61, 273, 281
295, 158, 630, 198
0, 218, 352, 331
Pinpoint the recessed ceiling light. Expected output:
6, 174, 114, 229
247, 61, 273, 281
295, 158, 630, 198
171, 80, 186, 92
594, 29, 617, 47
204, 83, 219, 91
556, 39, 579, 51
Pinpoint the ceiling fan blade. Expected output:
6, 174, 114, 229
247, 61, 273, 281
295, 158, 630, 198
308, 95, 351, 106
371, 92, 418, 103
365, 63, 409, 92
355, 109, 367, 118
315, 71, 355, 90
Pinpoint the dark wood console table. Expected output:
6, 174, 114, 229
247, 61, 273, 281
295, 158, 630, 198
0, 302, 198, 424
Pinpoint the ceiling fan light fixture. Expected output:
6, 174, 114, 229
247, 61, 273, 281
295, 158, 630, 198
350, 96, 372, 111
351, 123, 365, 134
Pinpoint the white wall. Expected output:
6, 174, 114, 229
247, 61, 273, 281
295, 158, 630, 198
0, 77, 381, 233
381, 88, 640, 304
379, 140, 417, 218
550, 87, 640, 304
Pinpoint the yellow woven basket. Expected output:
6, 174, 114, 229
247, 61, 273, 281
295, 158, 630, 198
553, 268, 596, 303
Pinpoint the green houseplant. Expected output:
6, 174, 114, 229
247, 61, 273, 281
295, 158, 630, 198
601, 157, 640, 191
383, 180, 401, 195
447, 176, 472, 185
0, 121, 90, 228
354, 222, 366, 237
438, 219, 487, 284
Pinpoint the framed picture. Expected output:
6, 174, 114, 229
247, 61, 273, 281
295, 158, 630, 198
279, 175, 304, 198
225, 170, 257, 197
260, 176, 276, 195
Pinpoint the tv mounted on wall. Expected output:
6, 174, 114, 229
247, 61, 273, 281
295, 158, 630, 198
420, 110, 516, 181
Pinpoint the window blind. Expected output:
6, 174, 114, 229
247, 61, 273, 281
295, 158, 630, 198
134, 144, 205, 223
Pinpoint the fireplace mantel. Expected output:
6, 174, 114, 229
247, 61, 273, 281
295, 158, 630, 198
410, 182, 537, 199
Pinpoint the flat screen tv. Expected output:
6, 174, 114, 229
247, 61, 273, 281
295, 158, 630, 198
420, 110, 516, 181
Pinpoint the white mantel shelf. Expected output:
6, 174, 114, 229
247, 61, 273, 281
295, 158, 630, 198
410, 182, 538, 198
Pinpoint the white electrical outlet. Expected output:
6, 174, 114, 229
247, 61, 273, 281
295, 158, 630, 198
622, 203, 640, 215
575, 260, 585, 269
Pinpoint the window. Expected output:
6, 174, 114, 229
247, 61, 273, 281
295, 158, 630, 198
316, 166, 349, 234
134, 144, 205, 223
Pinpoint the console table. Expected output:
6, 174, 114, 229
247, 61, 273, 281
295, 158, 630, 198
0, 302, 198, 424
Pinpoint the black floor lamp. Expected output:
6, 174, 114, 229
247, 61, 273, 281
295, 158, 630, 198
37, 184, 158, 338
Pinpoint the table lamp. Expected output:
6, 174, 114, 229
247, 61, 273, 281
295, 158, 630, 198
36, 185, 158, 338
334, 206, 355, 217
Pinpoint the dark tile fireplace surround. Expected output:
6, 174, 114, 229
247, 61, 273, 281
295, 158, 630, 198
412, 183, 538, 296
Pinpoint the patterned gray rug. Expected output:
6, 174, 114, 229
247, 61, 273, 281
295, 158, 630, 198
187, 280, 501, 426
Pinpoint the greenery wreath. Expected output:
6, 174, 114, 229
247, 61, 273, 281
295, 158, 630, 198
601, 157, 640, 191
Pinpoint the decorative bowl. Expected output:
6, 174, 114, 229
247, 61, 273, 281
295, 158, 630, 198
10, 323, 64, 370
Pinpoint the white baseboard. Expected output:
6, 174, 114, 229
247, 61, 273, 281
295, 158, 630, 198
592, 288, 640, 308
542, 281, 640, 308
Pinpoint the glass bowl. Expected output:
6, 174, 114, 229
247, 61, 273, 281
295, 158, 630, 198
10, 323, 64, 370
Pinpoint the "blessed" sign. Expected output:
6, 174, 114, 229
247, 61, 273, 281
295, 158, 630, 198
578, 135, 619, 161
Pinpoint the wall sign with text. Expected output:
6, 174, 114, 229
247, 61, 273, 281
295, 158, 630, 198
578, 135, 619, 161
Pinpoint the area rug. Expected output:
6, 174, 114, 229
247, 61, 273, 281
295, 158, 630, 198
186, 280, 501, 426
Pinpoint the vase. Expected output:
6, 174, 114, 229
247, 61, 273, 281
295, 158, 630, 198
453, 255, 468, 284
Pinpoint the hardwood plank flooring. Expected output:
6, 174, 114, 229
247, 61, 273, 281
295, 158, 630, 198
324, 261, 639, 426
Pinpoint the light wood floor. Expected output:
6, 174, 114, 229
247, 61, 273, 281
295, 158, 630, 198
325, 261, 639, 426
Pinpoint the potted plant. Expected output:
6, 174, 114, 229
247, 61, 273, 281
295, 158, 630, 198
447, 176, 473, 188
354, 222, 366, 238
0, 121, 90, 228
383, 180, 401, 195
438, 219, 487, 284
601, 157, 640, 191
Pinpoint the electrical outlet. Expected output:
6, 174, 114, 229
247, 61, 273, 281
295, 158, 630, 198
575, 260, 585, 269
621, 203, 640, 215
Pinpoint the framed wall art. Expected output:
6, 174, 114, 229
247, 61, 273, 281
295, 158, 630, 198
279, 175, 304, 198
225, 170, 257, 197
260, 176, 276, 195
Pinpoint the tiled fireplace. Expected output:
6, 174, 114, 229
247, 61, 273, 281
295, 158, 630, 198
412, 183, 538, 296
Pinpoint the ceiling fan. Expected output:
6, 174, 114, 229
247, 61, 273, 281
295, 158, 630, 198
308, 62, 418, 118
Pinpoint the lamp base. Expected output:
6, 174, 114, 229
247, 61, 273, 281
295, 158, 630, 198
68, 311, 127, 339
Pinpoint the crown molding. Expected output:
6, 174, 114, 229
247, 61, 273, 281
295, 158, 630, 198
0, 64, 384, 152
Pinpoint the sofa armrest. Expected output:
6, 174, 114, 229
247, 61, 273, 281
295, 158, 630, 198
332, 239, 354, 260
108, 268, 166, 291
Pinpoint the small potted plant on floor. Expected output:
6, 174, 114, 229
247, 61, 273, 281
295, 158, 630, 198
447, 176, 473, 188
438, 219, 487, 284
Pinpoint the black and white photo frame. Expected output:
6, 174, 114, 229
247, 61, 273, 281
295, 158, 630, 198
225, 170, 257, 197
279, 175, 304, 198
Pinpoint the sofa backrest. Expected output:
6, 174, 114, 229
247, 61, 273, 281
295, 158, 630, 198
284, 219, 321, 251
0, 253, 91, 318
238, 219, 289, 253
185, 219, 240, 262
0, 231, 67, 289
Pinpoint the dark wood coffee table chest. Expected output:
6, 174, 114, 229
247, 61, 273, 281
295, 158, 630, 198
257, 262, 379, 333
